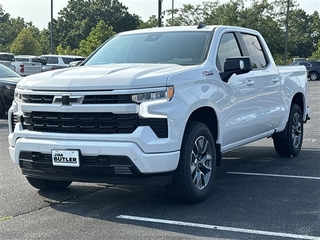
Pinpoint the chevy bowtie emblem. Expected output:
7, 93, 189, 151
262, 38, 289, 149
53, 94, 83, 105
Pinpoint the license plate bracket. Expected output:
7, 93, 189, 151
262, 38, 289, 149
52, 149, 80, 167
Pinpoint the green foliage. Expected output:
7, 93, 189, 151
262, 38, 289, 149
53, 0, 139, 50
0, 17, 26, 51
39, 29, 51, 54
77, 20, 115, 57
1, 1, 320, 62
56, 45, 78, 55
309, 40, 320, 60
10, 28, 42, 55
138, 15, 158, 29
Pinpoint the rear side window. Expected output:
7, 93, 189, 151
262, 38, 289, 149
46, 57, 59, 64
32, 58, 42, 63
241, 33, 267, 69
299, 62, 311, 67
62, 57, 75, 64
15, 58, 29, 62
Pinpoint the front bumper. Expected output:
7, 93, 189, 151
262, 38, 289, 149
8, 137, 179, 185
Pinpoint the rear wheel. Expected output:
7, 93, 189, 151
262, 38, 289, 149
309, 71, 319, 81
273, 104, 303, 157
166, 121, 216, 203
26, 177, 72, 191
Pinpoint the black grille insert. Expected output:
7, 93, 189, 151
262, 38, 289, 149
21, 111, 168, 137
22, 112, 138, 134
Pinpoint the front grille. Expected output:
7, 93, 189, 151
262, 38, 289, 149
22, 95, 54, 103
21, 111, 168, 137
83, 95, 134, 104
22, 112, 138, 134
21, 94, 134, 104
11, 113, 18, 132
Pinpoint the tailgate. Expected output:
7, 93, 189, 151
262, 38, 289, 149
18, 62, 42, 76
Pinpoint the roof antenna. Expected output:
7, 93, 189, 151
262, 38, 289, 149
197, 22, 206, 29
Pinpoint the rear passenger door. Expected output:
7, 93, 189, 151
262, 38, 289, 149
240, 33, 281, 133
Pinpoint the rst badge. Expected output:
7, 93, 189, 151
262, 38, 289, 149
52, 150, 80, 167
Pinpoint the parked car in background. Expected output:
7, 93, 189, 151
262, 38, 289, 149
0, 64, 21, 118
39, 55, 85, 71
292, 60, 320, 80
291, 57, 306, 64
13, 55, 44, 76
0, 52, 15, 62
69, 59, 84, 67
0, 52, 15, 71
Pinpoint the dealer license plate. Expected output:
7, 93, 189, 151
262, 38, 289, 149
52, 149, 80, 167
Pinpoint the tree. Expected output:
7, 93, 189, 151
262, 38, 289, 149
77, 20, 115, 57
39, 29, 51, 54
53, 0, 139, 50
138, 15, 158, 29
0, 4, 10, 23
309, 40, 320, 60
10, 28, 42, 55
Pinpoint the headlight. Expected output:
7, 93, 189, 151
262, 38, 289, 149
131, 86, 174, 103
14, 91, 21, 102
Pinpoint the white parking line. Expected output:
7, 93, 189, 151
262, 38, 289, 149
117, 215, 320, 239
227, 172, 320, 180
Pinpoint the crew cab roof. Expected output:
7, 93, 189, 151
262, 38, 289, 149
116, 25, 260, 36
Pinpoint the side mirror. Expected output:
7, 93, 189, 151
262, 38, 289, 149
220, 56, 252, 82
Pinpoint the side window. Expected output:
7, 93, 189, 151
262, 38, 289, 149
47, 57, 58, 64
300, 62, 311, 67
241, 33, 267, 69
216, 33, 242, 71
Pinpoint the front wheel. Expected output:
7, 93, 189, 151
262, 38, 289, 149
26, 177, 72, 191
309, 71, 319, 81
273, 103, 303, 157
166, 121, 216, 203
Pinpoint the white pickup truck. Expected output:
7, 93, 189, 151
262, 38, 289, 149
8, 25, 309, 203
12, 55, 43, 76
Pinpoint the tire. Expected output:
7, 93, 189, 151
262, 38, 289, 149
0, 99, 5, 119
309, 71, 319, 81
273, 104, 303, 157
26, 177, 72, 191
166, 121, 216, 203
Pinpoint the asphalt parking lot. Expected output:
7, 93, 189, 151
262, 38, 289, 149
0, 81, 319, 240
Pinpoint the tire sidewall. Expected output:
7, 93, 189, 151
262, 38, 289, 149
179, 122, 216, 201
287, 104, 303, 156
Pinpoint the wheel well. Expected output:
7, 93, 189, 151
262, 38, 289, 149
292, 92, 304, 116
188, 107, 221, 166
273, 93, 305, 139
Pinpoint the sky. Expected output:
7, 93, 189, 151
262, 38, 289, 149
1, 0, 320, 30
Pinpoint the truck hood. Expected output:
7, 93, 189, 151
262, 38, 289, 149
17, 64, 197, 91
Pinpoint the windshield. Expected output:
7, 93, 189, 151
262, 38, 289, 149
85, 31, 212, 66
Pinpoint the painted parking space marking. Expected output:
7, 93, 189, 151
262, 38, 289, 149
227, 172, 320, 180
117, 215, 320, 239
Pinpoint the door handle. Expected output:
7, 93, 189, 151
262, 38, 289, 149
272, 77, 279, 83
246, 79, 255, 86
